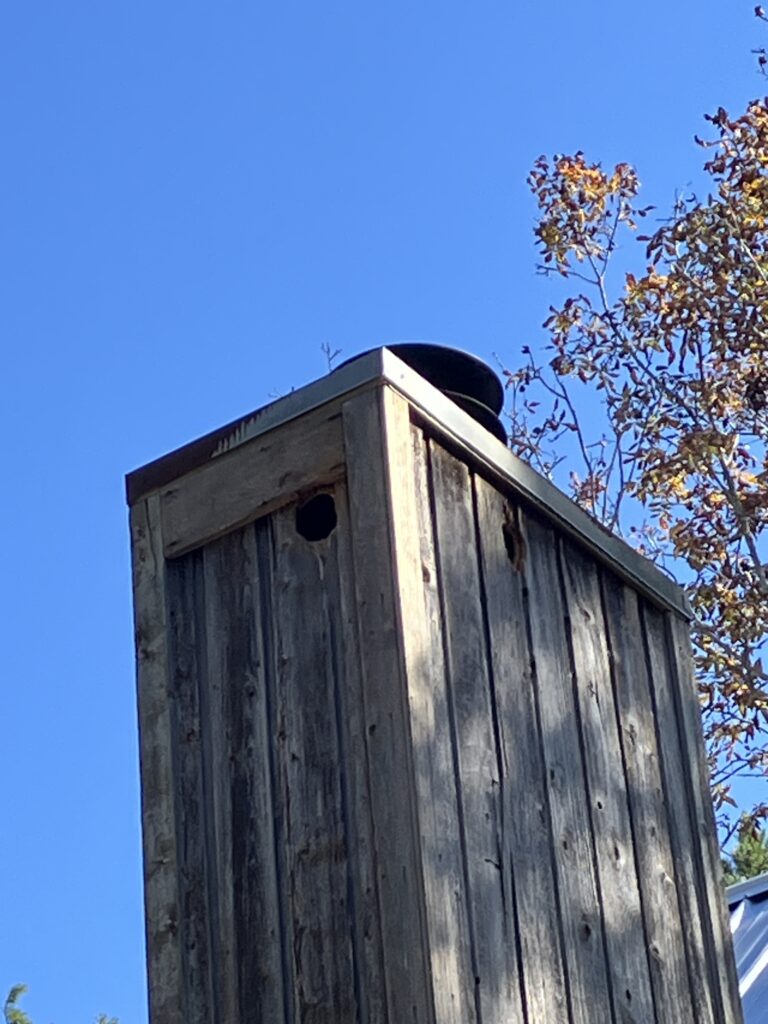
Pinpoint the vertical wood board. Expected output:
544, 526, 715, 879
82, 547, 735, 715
521, 512, 613, 1024
560, 541, 656, 1023
429, 442, 524, 1024
343, 387, 434, 1024
202, 524, 287, 1024
666, 614, 743, 1024
270, 503, 359, 1022
166, 551, 215, 1024
407, 427, 477, 1024
320, 484, 389, 1024
473, 477, 568, 1024
601, 575, 695, 1024
643, 604, 717, 1024
131, 495, 184, 1024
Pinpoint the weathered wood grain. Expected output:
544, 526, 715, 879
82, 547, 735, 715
521, 512, 612, 1024
270, 501, 358, 1023
166, 550, 215, 1024
130, 495, 184, 1024
666, 613, 744, 1024
132, 374, 737, 1024
161, 402, 345, 559
322, 483, 388, 1024
560, 541, 656, 1024
343, 386, 434, 1024
601, 575, 694, 1024
429, 443, 525, 1024
202, 524, 287, 1024
407, 427, 477, 1024
474, 477, 568, 1024
642, 604, 717, 1024
195, 551, 231, 1024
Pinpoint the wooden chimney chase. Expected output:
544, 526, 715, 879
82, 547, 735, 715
127, 348, 742, 1024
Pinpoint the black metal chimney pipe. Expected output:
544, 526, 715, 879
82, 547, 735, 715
341, 343, 507, 443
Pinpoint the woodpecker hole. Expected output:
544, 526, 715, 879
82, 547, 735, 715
296, 493, 337, 541
501, 512, 525, 572
503, 522, 517, 565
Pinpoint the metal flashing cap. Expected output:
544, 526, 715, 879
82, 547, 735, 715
341, 342, 507, 443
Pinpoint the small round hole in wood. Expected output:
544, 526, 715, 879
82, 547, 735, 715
296, 493, 337, 542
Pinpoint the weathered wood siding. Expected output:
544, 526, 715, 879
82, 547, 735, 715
136, 477, 393, 1024
130, 383, 741, 1024
397, 424, 741, 1024
133, 390, 436, 1024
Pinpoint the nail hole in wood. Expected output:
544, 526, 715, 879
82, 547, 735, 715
296, 493, 337, 541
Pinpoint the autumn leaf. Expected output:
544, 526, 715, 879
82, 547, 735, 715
511, 99, 768, 840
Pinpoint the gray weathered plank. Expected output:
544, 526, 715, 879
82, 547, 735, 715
408, 427, 477, 1024
270, 501, 358, 1022
322, 482, 389, 1024
560, 541, 656, 1023
474, 477, 568, 1024
601, 575, 694, 1024
166, 550, 215, 1024
130, 495, 184, 1024
666, 613, 744, 1024
429, 443, 525, 1024
642, 604, 717, 1024
342, 386, 434, 1024
161, 402, 345, 559
202, 523, 287, 1024
521, 512, 612, 1024
195, 553, 230, 1024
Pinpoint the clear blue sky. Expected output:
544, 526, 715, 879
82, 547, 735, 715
0, 3, 761, 1021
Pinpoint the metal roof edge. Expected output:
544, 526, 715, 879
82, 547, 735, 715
379, 348, 691, 621
727, 872, 768, 906
125, 348, 388, 505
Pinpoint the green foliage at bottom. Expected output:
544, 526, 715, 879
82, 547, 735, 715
722, 826, 768, 886
3, 985, 118, 1024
